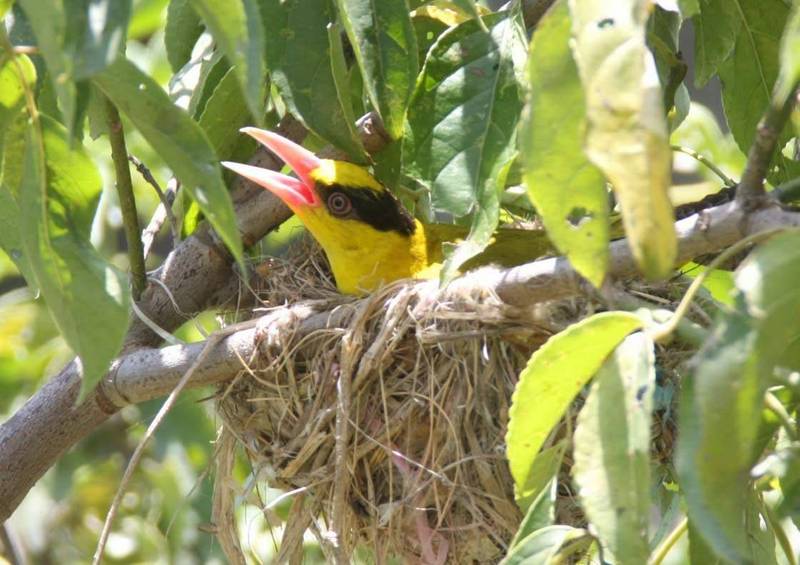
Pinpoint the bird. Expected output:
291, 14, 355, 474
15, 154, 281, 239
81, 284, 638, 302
222, 128, 552, 295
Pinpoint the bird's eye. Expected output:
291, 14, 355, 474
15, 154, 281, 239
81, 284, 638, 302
327, 192, 352, 216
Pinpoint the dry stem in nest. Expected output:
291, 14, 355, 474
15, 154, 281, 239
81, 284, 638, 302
213, 238, 569, 563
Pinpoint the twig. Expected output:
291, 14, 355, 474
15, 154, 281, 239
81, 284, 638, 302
670, 145, 737, 188
128, 156, 180, 256
735, 82, 799, 210
105, 99, 147, 299
92, 319, 258, 565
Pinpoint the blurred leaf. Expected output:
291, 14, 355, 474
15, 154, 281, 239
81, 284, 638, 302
717, 0, 799, 185
17, 0, 79, 133
450, 0, 488, 30
190, 0, 265, 124
0, 52, 35, 151
678, 0, 699, 17
501, 526, 589, 565
128, 0, 168, 39
336, 0, 418, 139
168, 33, 224, 116
404, 12, 525, 217
688, 519, 724, 565
165, 0, 204, 72
521, 0, 608, 287
198, 67, 253, 160
678, 231, 800, 562
261, 0, 365, 160
0, 0, 12, 18
509, 476, 557, 549
93, 57, 244, 264
572, 332, 655, 564
570, 0, 676, 279
680, 262, 734, 306
775, 0, 800, 103
506, 312, 642, 505
693, 0, 740, 87
19, 116, 130, 399
73, 0, 132, 80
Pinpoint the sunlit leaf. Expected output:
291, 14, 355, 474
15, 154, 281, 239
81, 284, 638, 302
521, 0, 608, 287
774, 0, 800, 103
165, 0, 204, 73
569, 0, 676, 279
93, 57, 243, 264
336, 0, 418, 139
509, 476, 558, 549
190, 0, 265, 124
506, 312, 643, 505
678, 231, 800, 562
572, 332, 655, 564
261, 0, 365, 160
19, 116, 130, 399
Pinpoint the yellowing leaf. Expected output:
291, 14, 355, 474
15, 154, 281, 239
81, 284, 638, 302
569, 0, 677, 279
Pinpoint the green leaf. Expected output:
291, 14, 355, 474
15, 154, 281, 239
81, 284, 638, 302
688, 520, 724, 565
404, 12, 525, 217
0, 55, 38, 286
0, 0, 12, 18
326, 21, 363, 149
678, 231, 800, 562
501, 526, 590, 565
93, 57, 243, 264
198, 67, 254, 161
506, 311, 643, 505
693, 0, 740, 87
774, 0, 800, 103
521, 1, 608, 287
128, 0, 168, 40
165, 0, 204, 73
261, 0, 366, 160
168, 33, 226, 116
190, 0, 265, 125
569, 0, 676, 280
509, 476, 558, 550
17, 0, 78, 133
336, 0, 418, 139
19, 116, 130, 400
717, 0, 799, 185
72, 0, 132, 80
647, 5, 690, 130
572, 332, 655, 564
678, 0, 699, 17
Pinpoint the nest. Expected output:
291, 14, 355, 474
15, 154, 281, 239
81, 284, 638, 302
211, 237, 593, 563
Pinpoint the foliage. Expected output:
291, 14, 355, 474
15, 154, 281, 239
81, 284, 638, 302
0, 0, 799, 562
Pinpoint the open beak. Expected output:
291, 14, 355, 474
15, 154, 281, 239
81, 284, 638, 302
221, 128, 322, 209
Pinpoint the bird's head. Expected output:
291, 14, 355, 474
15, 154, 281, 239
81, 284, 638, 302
222, 128, 426, 294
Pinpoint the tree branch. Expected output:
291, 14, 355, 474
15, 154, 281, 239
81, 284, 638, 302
105, 98, 146, 299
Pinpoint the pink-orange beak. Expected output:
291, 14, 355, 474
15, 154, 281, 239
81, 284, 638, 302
222, 128, 322, 209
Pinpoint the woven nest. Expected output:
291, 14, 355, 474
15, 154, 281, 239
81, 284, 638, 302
211, 235, 598, 563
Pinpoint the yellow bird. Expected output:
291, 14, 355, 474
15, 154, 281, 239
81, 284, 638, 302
223, 128, 551, 295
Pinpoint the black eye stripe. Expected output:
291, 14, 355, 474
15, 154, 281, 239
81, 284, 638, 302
319, 183, 416, 236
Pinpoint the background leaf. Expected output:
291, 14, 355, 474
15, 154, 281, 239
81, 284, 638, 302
336, 0, 418, 139
572, 332, 655, 564
506, 312, 642, 505
775, 0, 800, 103
569, 0, 676, 279
19, 116, 130, 399
165, 0, 204, 73
72, 0, 132, 80
717, 0, 799, 184
521, 0, 608, 287
190, 0, 265, 124
501, 526, 589, 565
93, 57, 243, 264
261, 0, 365, 160
692, 0, 740, 87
